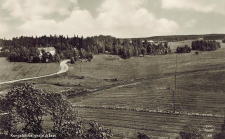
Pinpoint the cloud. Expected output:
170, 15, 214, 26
18, 10, 96, 37
185, 19, 197, 28
18, 16, 58, 36
162, 0, 225, 14
95, 0, 179, 37
16, 0, 179, 38
2, 0, 78, 20
0, 23, 9, 37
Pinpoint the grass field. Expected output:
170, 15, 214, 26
0, 58, 59, 83
76, 108, 224, 139
1, 40, 225, 138
68, 40, 225, 139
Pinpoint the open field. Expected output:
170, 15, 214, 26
76, 108, 224, 139
69, 40, 225, 138
1, 40, 225, 138
0, 58, 59, 83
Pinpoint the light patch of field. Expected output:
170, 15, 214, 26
0, 58, 59, 83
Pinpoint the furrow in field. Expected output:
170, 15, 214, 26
77, 108, 224, 138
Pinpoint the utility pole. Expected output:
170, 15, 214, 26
175, 54, 177, 89
80, 61, 81, 72
173, 54, 177, 113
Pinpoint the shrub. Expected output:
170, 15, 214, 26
191, 40, 220, 51
176, 45, 191, 53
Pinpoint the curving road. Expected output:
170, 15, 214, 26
0, 59, 70, 85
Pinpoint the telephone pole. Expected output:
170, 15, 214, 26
173, 54, 177, 113
80, 61, 81, 72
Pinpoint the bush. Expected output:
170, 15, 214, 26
222, 39, 225, 43
176, 45, 191, 53
179, 124, 203, 139
86, 121, 113, 139
137, 132, 150, 139
191, 40, 220, 51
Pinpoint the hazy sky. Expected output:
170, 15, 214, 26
0, 0, 224, 39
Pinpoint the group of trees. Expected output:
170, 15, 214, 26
0, 35, 93, 63
1, 34, 225, 62
191, 40, 221, 51
176, 45, 191, 53
0, 35, 172, 62
122, 41, 171, 59
0, 84, 113, 139
5, 45, 56, 63
176, 40, 221, 54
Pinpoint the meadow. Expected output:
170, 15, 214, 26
69, 40, 225, 138
0, 58, 59, 92
0, 58, 60, 83
1, 40, 225, 138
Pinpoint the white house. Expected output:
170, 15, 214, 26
37, 47, 56, 56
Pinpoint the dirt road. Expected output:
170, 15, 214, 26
0, 60, 70, 85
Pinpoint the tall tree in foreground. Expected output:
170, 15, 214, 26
1, 84, 45, 135
0, 84, 113, 139
0, 84, 83, 138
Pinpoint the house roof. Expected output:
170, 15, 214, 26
38, 47, 56, 55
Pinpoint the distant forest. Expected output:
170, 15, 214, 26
0, 34, 224, 62
0, 35, 172, 62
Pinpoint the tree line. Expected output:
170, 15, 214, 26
1, 35, 222, 62
147, 35, 201, 42
0, 35, 173, 62
191, 40, 220, 51
0, 35, 92, 63
203, 34, 225, 40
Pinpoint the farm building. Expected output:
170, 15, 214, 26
37, 47, 56, 63
37, 47, 56, 56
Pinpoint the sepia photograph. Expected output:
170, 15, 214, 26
0, 0, 225, 138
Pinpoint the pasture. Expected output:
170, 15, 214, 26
1, 40, 225, 138
0, 58, 59, 84
68, 40, 225, 138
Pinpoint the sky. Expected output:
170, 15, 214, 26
0, 0, 224, 39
